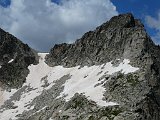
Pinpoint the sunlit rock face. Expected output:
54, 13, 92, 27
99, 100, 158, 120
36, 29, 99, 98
45, 13, 149, 68
0, 13, 160, 120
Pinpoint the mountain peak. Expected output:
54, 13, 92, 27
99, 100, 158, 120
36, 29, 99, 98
44, 13, 160, 120
1, 13, 160, 120
46, 13, 153, 68
106, 13, 135, 28
96, 13, 144, 31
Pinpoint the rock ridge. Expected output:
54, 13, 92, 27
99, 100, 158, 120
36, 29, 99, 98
0, 28, 38, 88
45, 13, 160, 120
45, 13, 149, 68
0, 13, 160, 120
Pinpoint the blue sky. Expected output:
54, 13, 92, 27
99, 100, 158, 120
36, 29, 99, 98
112, 0, 160, 18
51, 0, 61, 5
0, 0, 159, 51
112, 0, 160, 41
0, 0, 10, 7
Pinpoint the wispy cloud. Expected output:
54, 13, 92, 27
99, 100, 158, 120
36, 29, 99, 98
0, 0, 118, 51
145, 11, 160, 44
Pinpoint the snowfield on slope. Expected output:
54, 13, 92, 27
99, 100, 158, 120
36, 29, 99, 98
0, 53, 139, 120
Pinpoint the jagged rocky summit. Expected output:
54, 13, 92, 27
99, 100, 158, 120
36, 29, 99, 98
0, 13, 160, 120
45, 13, 147, 68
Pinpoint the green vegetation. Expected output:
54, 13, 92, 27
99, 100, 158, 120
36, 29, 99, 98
62, 115, 70, 120
88, 116, 95, 120
126, 74, 139, 86
99, 107, 123, 120
116, 73, 139, 87
117, 73, 124, 79
71, 98, 85, 109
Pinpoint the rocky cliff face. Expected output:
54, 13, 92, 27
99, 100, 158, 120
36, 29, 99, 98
45, 13, 149, 68
45, 13, 160, 120
0, 13, 160, 120
0, 28, 38, 89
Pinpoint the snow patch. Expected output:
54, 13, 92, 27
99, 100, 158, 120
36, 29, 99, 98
0, 89, 17, 107
0, 53, 54, 120
0, 53, 76, 119
59, 59, 139, 106
8, 59, 14, 63
0, 55, 139, 119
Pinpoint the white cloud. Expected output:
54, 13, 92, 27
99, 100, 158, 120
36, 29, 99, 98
0, 0, 118, 51
145, 11, 160, 44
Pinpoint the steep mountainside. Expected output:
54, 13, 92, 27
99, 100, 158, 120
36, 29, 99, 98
46, 14, 160, 119
46, 13, 148, 68
0, 13, 160, 120
0, 28, 38, 89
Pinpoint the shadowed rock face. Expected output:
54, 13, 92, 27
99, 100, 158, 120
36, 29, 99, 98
46, 13, 160, 120
0, 28, 38, 89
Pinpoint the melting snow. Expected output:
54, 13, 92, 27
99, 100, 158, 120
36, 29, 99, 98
0, 53, 53, 120
58, 59, 139, 106
0, 53, 139, 119
8, 59, 14, 63
0, 89, 17, 107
